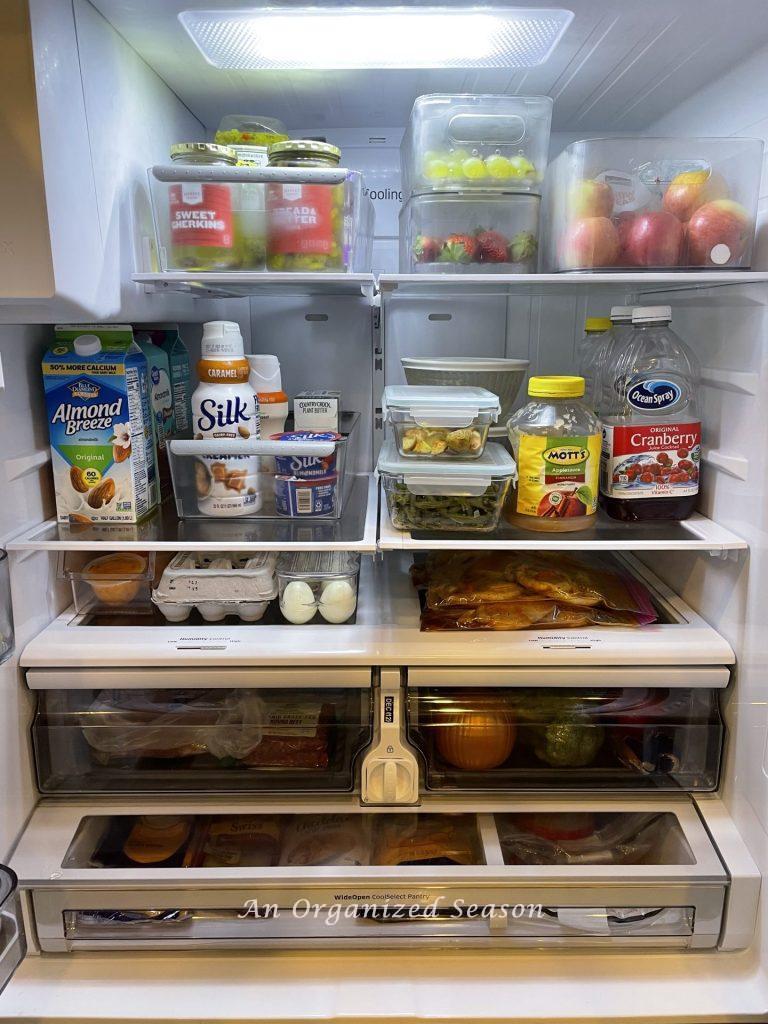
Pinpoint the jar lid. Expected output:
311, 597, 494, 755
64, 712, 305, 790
268, 139, 341, 164
528, 376, 585, 399
584, 317, 611, 332
170, 142, 237, 162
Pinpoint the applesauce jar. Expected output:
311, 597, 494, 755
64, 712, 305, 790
506, 376, 601, 532
266, 140, 344, 271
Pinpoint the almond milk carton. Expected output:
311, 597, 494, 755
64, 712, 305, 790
44, 325, 159, 524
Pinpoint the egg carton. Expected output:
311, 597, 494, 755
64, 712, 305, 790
277, 551, 360, 625
152, 552, 278, 623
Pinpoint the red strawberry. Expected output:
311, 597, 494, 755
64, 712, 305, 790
476, 229, 509, 263
413, 235, 442, 263
439, 233, 479, 264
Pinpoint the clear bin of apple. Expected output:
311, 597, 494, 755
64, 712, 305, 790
561, 171, 754, 270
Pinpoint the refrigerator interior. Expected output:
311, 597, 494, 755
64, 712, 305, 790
0, 0, 768, 1019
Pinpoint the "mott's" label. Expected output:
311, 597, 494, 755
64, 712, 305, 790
516, 432, 601, 521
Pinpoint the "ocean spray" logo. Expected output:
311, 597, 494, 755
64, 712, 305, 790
627, 378, 681, 411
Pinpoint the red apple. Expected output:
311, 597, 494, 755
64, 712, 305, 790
569, 179, 614, 219
622, 210, 684, 268
663, 170, 728, 222
615, 211, 638, 265
686, 199, 752, 266
562, 217, 620, 269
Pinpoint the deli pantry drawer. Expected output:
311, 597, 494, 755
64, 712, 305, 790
10, 796, 757, 953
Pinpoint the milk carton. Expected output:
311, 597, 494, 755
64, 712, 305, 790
44, 325, 159, 524
135, 331, 175, 498
144, 324, 192, 434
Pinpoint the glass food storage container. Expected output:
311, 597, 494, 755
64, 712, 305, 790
214, 114, 289, 166
401, 94, 552, 197
151, 552, 278, 623
58, 551, 155, 616
277, 551, 360, 625
266, 140, 344, 271
506, 376, 601, 533
543, 136, 764, 271
378, 438, 516, 533
0, 551, 13, 665
382, 385, 500, 459
408, 686, 723, 792
400, 192, 540, 273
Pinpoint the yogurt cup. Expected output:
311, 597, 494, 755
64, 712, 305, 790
274, 473, 338, 517
270, 431, 342, 479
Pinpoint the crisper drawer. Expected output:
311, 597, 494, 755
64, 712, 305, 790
406, 667, 727, 793
11, 797, 742, 952
29, 668, 373, 795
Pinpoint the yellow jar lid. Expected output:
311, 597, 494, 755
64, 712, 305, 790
528, 375, 585, 399
584, 317, 612, 332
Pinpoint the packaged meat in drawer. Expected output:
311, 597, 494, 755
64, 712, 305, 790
32, 677, 373, 794
406, 667, 726, 793
11, 797, 757, 952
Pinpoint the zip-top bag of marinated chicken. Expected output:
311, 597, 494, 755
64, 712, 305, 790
43, 325, 159, 524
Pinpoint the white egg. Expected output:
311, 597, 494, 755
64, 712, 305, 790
280, 580, 317, 624
318, 580, 357, 624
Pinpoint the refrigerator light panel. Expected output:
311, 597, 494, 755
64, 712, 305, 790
178, 7, 574, 70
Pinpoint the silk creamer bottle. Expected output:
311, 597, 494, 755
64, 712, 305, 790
192, 321, 261, 516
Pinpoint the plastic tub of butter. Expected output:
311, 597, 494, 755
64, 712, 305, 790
277, 551, 360, 624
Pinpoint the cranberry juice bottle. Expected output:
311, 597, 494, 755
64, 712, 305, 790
599, 306, 701, 522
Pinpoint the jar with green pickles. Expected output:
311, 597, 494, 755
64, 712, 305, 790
168, 143, 239, 271
266, 140, 344, 272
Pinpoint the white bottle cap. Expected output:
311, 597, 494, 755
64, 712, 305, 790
201, 320, 244, 359
73, 334, 102, 356
247, 354, 282, 392
610, 306, 634, 321
633, 305, 672, 324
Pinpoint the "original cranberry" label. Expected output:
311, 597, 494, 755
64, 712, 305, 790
600, 421, 701, 499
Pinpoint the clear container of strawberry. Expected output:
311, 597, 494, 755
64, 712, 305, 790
400, 193, 541, 273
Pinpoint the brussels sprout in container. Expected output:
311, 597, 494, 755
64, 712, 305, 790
378, 438, 516, 533
382, 385, 500, 459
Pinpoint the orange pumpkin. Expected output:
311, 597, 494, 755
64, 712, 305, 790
435, 708, 517, 770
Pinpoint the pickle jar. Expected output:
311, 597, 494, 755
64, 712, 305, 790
266, 140, 344, 272
506, 376, 601, 533
168, 143, 239, 271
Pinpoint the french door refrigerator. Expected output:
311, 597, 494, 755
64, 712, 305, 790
0, 0, 767, 1021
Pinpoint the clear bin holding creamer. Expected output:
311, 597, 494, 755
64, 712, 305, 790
383, 385, 500, 459
400, 193, 540, 273
149, 164, 374, 274
543, 136, 764, 271
378, 438, 516, 533
167, 414, 357, 521
58, 551, 156, 615
401, 94, 552, 198
152, 552, 278, 622
277, 552, 361, 625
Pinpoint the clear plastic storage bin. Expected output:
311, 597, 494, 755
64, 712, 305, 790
152, 552, 277, 623
168, 412, 358, 521
277, 552, 360, 625
378, 438, 516, 533
408, 687, 723, 792
401, 94, 552, 197
149, 164, 373, 274
400, 193, 540, 273
543, 136, 764, 271
383, 385, 500, 459
214, 114, 289, 166
0, 551, 13, 665
58, 551, 155, 616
